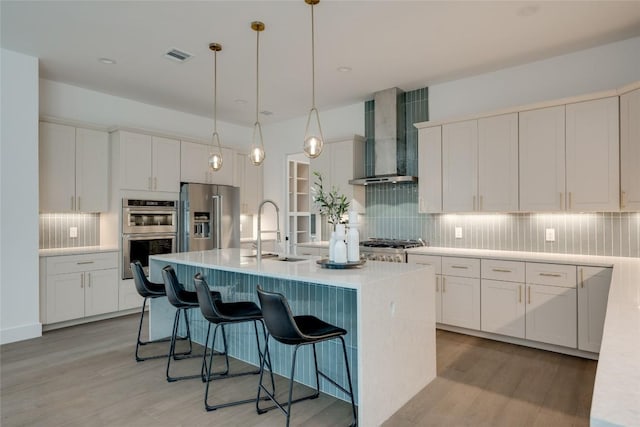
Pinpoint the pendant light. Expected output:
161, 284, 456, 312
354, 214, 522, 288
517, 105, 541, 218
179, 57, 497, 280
303, 0, 324, 159
208, 42, 223, 171
249, 21, 266, 166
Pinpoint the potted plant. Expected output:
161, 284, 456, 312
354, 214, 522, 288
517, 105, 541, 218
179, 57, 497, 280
311, 171, 350, 226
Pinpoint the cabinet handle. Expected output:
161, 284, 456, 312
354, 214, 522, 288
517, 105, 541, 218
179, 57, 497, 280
435, 276, 439, 292
621, 191, 626, 209
528, 286, 531, 304
539, 272, 562, 277
451, 265, 468, 269
80, 274, 84, 289
76, 261, 94, 265
492, 268, 512, 273
569, 192, 573, 209
519, 285, 522, 303
442, 277, 446, 293
560, 192, 563, 210
473, 195, 476, 211
154, 177, 157, 190
580, 268, 584, 288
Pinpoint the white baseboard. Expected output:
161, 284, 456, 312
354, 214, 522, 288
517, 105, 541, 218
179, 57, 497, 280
0, 322, 42, 345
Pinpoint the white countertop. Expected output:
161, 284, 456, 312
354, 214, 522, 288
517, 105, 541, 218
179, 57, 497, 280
408, 246, 639, 426
150, 248, 429, 291
39, 246, 119, 257
295, 241, 330, 249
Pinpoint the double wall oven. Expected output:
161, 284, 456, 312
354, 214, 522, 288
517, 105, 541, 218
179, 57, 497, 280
122, 199, 177, 279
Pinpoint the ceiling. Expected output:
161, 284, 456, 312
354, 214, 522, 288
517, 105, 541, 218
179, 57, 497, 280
2, 1, 640, 126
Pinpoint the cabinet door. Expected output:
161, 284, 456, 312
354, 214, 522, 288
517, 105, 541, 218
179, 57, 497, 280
578, 267, 612, 353
478, 113, 518, 212
441, 275, 480, 329
566, 97, 619, 212
519, 106, 566, 212
46, 272, 85, 323
442, 120, 478, 212
39, 122, 76, 212
481, 279, 525, 339
85, 269, 119, 317
525, 283, 576, 348
620, 89, 640, 211
152, 136, 180, 192
180, 141, 209, 184
75, 128, 109, 212
120, 132, 153, 191
418, 127, 443, 213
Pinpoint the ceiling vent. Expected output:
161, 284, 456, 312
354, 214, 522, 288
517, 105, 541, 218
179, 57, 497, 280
164, 48, 193, 63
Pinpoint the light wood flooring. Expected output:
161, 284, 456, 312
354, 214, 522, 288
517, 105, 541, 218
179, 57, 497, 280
1, 315, 596, 426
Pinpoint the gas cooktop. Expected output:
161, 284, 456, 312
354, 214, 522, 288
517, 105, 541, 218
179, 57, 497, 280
361, 238, 427, 249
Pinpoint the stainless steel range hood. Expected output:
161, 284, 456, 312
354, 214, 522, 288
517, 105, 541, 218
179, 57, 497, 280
349, 87, 418, 185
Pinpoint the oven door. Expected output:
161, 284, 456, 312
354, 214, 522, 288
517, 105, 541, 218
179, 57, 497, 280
122, 207, 177, 234
122, 233, 176, 279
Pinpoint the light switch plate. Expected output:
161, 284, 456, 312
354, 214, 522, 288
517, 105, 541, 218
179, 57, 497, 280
545, 228, 555, 242
455, 227, 463, 239
69, 227, 78, 238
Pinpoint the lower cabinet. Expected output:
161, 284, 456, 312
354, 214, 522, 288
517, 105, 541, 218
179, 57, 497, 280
525, 283, 577, 348
441, 275, 480, 329
407, 254, 442, 322
481, 279, 525, 339
578, 266, 612, 352
41, 252, 119, 324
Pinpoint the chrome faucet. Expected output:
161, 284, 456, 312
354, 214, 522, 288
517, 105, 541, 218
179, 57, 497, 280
256, 199, 281, 262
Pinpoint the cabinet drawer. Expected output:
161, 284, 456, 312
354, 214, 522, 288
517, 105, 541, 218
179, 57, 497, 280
481, 259, 525, 282
46, 252, 118, 275
407, 254, 441, 274
526, 262, 576, 288
442, 257, 480, 278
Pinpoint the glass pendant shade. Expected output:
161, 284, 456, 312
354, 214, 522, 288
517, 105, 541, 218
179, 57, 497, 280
249, 122, 265, 166
303, 107, 324, 158
209, 132, 223, 171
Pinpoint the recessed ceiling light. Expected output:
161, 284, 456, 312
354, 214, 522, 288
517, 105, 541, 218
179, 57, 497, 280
337, 66, 352, 73
517, 5, 539, 17
260, 110, 273, 116
98, 57, 116, 65
234, 99, 248, 105
164, 48, 193, 63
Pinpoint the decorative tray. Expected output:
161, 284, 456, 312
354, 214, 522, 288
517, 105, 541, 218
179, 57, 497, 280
316, 259, 366, 269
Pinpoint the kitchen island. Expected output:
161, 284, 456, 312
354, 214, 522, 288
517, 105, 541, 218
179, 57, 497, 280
148, 249, 436, 426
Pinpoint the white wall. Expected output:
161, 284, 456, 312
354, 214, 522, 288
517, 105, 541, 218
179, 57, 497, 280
1, 49, 41, 344
40, 79, 251, 149
429, 36, 640, 121
261, 103, 364, 239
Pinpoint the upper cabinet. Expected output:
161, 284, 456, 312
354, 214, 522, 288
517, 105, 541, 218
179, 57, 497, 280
565, 97, 619, 212
620, 88, 640, 211
180, 141, 234, 186
418, 127, 442, 213
234, 152, 263, 214
39, 122, 109, 213
115, 131, 180, 192
519, 105, 566, 212
310, 136, 366, 213
442, 120, 478, 212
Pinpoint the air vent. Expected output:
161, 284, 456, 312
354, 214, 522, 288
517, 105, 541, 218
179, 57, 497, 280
164, 48, 193, 63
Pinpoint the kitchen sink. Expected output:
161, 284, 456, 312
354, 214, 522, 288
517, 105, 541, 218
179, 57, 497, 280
270, 256, 306, 262
242, 253, 305, 262
243, 252, 279, 259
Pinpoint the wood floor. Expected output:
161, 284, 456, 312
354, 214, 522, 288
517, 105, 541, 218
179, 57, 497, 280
1, 315, 596, 426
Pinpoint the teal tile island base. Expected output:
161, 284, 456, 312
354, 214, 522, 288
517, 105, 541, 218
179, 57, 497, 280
148, 249, 436, 426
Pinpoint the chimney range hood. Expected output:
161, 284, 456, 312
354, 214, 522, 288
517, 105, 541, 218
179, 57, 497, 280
349, 87, 418, 185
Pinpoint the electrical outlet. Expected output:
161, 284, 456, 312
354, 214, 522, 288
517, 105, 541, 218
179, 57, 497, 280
545, 228, 555, 242
69, 227, 78, 238
455, 227, 463, 239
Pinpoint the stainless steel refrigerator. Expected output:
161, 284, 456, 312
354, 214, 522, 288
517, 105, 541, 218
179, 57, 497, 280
179, 183, 240, 252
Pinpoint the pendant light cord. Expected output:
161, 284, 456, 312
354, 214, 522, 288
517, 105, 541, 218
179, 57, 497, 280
311, 3, 316, 109
213, 49, 218, 135
255, 29, 260, 125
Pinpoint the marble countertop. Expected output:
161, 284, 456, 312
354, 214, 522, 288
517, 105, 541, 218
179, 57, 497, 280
295, 241, 330, 248
407, 246, 639, 426
39, 246, 119, 257
150, 248, 430, 291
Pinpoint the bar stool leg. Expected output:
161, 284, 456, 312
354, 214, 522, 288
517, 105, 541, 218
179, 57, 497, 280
339, 336, 358, 427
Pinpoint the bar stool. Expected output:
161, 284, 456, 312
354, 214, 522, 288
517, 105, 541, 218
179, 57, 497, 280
194, 273, 274, 411
130, 261, 191, 362
255, 286, 357, 427
161, 265, 225, 382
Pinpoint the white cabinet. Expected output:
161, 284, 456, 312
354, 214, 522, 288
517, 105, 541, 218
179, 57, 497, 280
39, 122, 109, 212
440, 257, 480, 329
566, 97, 619, 212
519, 105, 566, 212
525, 262, 577, 348
287, 160, 311, 246
116, 131, 180, 192
407, 254, 442, 322
310, 136, 366, 214
442, 120, 478, 212
481, 279, 525, 339
180, 141, 234, 186
418, 127, 442, 213
234, 152, 263, 214
477, 113, 519, 212
578, 266, 612, 353
620, 88, 640, 211
40, 252, 119, 324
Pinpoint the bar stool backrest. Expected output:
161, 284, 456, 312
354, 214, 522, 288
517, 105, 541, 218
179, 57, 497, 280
256, 286, 305, 345
162, 265, 189, 308
193, 273, 224, 323
131, 261, 164, 297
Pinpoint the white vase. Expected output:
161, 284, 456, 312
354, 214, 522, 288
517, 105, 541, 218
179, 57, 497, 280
334, 225, 347, 264
347, 224, 360, 262
329, 231, 337, 261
